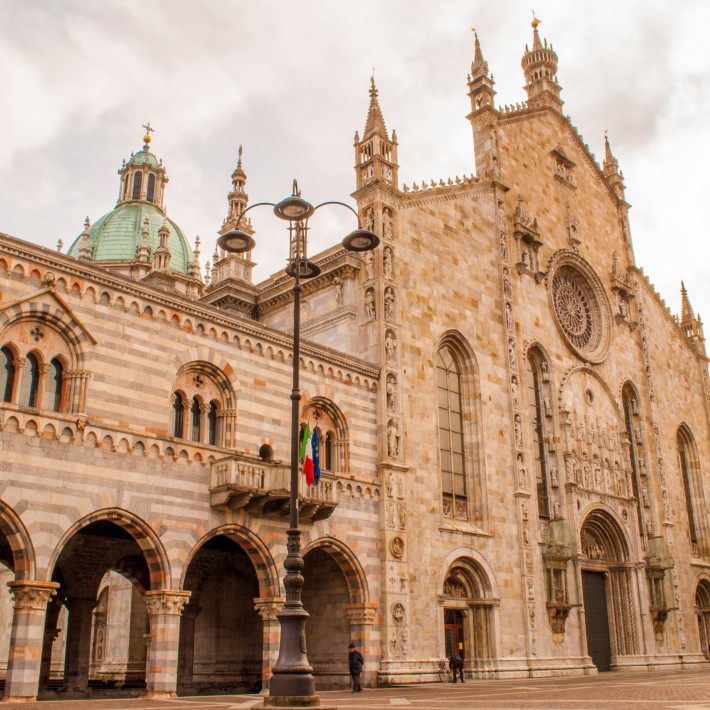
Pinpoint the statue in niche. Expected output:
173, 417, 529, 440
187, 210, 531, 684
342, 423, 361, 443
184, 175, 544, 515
514, 414, 523, 447
540, 360, 550, 382
517, 454, 526, 487
642, 487, 650, 507
386, 374, 397, 410
501, 234, 509, 263
383, 246, 393, 279
385, 330, 397, 364
521, 248, 530, 267
386, 471, 394, 498
396, 475, 404, 499
505, 302, 514, 331
386, 501, 395, 528
382, 208, 393, 240
384, 287, 395, 320
397, 502, 407, 529
498, 201, 506, 225
387, 419, 400, 458
550, 465, 559, 488
511, 376, 520, 409
508, 340, 517, 370
365, 288, 376, 319
619, 296, 628, 318
543, 395, 552, 418
363, 251, 375, 280
634, 425, 643, 445
363, 207, 375, 232
503, 274, 513, 299
334, 277, 343, 306
631, 397, 639, 415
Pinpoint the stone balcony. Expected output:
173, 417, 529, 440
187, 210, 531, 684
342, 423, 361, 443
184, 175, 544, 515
209, 455, 338, 521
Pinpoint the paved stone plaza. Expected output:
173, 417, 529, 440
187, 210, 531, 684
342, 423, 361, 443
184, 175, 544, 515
2, 670, 710, 709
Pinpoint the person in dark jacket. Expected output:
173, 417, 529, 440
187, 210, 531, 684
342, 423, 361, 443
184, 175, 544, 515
348, 642, 364, 692
449, 652, 464, 683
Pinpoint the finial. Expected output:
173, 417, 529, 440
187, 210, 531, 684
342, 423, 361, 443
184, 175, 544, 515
56, 239, 63, 252
237, 144, 243, 168
142, 121, 155, 149
531, 9, 540, 28
84, 216, 91, 231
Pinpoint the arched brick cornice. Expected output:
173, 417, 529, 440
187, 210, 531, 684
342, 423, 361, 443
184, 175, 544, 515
559, 365, 623, 422
46, 508, 170, 590
180, 524, 280, 598
0, 499, 36, 580
302, 535, 369, 605
437, 546, 499, 599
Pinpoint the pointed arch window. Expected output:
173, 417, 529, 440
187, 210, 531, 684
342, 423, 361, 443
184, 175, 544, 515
45, 357, 64, 412
437, 346, 467, 517
1, 346, 15, 403
132, 172, 143, 200
19, 353, 40, 408
677, 426, 706, 555
622, 386, 644, 536
190, 396, 202, 442
172, 392, 185, 438
208, 401, 219, 446
325, 432, 334, 471
146, 174, 156, 202
525, 352, 550, 518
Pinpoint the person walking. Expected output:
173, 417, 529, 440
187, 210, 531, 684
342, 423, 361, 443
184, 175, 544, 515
348, 642, 364, 693
449, 652, 464, 683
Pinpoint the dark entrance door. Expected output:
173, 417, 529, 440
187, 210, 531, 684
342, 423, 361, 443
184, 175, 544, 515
444, 609, 465, 659
582, 570, 612, 671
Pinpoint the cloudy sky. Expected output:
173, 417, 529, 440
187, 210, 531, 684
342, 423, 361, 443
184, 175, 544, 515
1, 0, 709, 325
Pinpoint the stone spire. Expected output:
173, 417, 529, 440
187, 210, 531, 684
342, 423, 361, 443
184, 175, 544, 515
224, 145, 250, 228
680, 281, 706, 356
187, 236, 201, 280
468, 28, 496, 112
521, 15, 563, 111
603, 131, 626, 200
152, 217, 172, 271
354, 76, 399, 190
77, 217, 93, 261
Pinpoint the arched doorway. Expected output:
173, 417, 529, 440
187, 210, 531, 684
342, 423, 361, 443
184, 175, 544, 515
43, 511, 168, 696
580, 509, 638, 671
178, 531, 270, 695
302, 538, 369, 690
440, 558, 497, 675
695, 579, 710, 658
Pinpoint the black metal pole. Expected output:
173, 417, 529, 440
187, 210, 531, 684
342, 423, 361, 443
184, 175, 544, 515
267, 225, 316, 702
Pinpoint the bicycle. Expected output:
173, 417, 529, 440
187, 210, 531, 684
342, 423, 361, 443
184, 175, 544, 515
437, 659, 453, 683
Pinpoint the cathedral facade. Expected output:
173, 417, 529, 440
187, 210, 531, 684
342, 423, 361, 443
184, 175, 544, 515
0, 20, 709, 702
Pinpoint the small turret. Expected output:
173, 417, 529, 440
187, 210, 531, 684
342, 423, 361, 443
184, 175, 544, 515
77, 217, 93, 261
117, 123, 169, 208
521, 15, 563, 111
467, 29, 496, 112
680, 281, 706, 355
603, 132, 626, 200
152, 217, 172, 271
354, 76, 399, 190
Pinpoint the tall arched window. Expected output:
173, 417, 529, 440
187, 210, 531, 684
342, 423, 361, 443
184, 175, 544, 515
1, 346, 15, 403
677, 425, 706, 555
172, 392, 185, 438
190, 397, 201, 442
19, 353, 40, 408
208, 401, 219, 446
325, 432, 334, 471
146, 174, 156, 202
45, 357, 64, 412
622, 385, 644, 537
525, 352, 550, 518
437, 346, 467, 517
132, 172, 143, 200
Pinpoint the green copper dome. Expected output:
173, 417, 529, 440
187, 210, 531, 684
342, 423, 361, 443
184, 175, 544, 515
68, 201, 192, 275
125, 149, 160, 169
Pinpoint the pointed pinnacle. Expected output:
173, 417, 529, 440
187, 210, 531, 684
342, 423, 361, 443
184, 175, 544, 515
681, 281, 696, 323
364, 75, 388, 140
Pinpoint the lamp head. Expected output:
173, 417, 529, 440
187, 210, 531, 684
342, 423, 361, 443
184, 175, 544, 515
218, 229, 256, 254
342, 228, 380, 252
274, 179, 315, 221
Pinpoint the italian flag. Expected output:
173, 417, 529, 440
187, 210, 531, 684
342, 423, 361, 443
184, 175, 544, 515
300, 421, 320, 486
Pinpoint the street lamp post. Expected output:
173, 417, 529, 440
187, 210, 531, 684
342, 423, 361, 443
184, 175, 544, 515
218, 181, 379, 706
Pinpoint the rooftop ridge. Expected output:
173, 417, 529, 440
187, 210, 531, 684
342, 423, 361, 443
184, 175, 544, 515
402, 174, 478, 193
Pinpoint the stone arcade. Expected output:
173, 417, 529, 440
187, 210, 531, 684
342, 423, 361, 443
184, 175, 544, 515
0, 18, 709, 702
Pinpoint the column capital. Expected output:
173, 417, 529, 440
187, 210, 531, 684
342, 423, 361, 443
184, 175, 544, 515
8, 581, 59, 610
346, 602, 378, 625
144, 590, 191, 616
254, 596, 285, 621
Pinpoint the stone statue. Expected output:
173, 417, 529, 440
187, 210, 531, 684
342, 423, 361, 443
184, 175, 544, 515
365, 289, 376, 319
334, 277, 343, 305
385, 330, 397, 364
384, 287, 395, 320
363, 251, 375, 280
387, 375, 397, 410
383, 247, 393, 279
382, 208, 393, 239
387, 419, 400, 458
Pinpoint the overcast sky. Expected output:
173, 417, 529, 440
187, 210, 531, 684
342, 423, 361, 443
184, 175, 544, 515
1, 0, 708, 328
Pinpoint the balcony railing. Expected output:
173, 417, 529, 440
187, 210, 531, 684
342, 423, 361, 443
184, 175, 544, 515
210, 455, 338, 521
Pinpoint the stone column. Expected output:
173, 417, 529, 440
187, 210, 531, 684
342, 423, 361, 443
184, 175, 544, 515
63, 597, 97, 692
346, 603, 377, 684
143, 590, 190, 699
177, 604, 201, 691
3, 580, 59, 702
253, 597, 284, 689
38, 598, 63, 691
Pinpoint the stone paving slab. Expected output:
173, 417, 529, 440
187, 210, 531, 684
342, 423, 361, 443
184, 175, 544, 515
5, 670, 710, 710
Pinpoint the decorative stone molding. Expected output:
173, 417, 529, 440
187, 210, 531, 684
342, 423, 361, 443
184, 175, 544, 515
345, 602, 377, 625
143, 590, 191, 616
8, 581, 60, 609
254, 597, 285, 621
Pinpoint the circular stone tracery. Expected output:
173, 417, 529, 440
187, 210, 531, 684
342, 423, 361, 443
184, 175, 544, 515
548, 255, 612, 364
